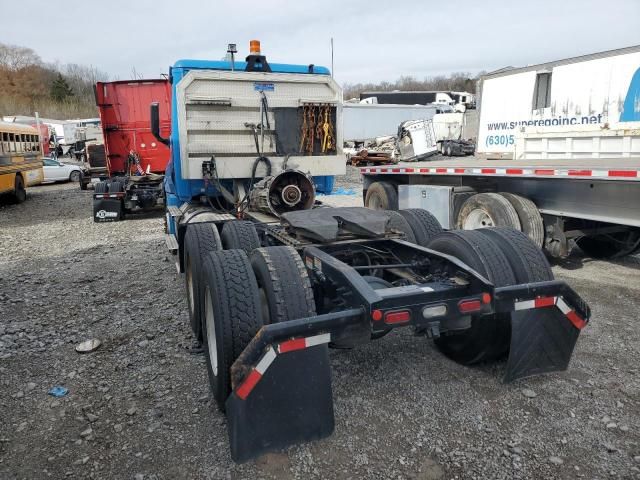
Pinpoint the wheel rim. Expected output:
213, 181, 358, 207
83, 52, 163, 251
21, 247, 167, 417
186, 257, 195, 314
71, 172, 80, 182
369, 194, 383, 210
463, 209, 495, 229
204, 286, 218, 376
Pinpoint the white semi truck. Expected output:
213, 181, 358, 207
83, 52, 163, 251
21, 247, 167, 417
362, 45, 640, 258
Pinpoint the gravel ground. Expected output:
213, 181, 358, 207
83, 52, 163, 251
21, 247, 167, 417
1, 177, 639, 480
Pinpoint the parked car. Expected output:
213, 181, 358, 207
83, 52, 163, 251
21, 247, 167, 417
43, 157, 81, 183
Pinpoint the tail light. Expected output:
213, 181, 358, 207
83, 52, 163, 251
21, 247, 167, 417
384, 310, 411, 325
458, 299, 482, 314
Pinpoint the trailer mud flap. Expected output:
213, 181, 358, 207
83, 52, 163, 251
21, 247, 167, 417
93, 198, 123, 222
226, 345, 334, 463
504, 306, 581, 383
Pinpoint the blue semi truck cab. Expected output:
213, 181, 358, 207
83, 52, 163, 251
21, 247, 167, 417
151, 42, 345, 239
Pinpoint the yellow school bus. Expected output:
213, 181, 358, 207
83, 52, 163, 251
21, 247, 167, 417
0, 121, 44, 202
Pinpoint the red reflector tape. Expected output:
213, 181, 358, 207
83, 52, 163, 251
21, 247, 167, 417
534, 169, 554, 175
384, 310, 411, 324
568, 170, 592, 177
534, 296, 556, 308
515, 296, 588, 331
236, 369, 262, 400
481, 168, 496, 174
278, 337, 306, 353
565, 310, 587, 330
608, 170, 638, 178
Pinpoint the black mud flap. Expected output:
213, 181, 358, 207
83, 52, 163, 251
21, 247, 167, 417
504, 308, 581, 383
93, 198, 123, 222
226, 345, 334, 463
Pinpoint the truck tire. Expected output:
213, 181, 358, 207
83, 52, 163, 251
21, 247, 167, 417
108, 180, 125, 193
577, 230, 640, 259
499, 193, 544, 247
13, 175, 26, 203
94, 181, 108, 194
250, 246, 316, 325
200, 250, 264, 411
445, 143, 453, 157
221, 220, 260, 255
398, 209, 443, 247
457, 193, 521, 231
365, 181, 398, 210
427, 230, 516, 365
385, 210, 417, 243
184, 223, 222, 342
79, 172, 88, 190
476, 227, 553, 282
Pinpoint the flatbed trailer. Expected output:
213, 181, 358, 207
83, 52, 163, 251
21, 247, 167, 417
361, 157, 640, 257
157, 42, 590, 463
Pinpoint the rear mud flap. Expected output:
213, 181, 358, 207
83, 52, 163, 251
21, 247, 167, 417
504, 308, 580, 383
93, 198, 123, 222
226, 345, 334, 463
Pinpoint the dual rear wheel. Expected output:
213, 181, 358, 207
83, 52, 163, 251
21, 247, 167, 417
184, 218, 315, 410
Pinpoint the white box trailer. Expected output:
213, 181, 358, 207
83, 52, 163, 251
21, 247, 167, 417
477, 45, 640, 158
360, 46, 640, 259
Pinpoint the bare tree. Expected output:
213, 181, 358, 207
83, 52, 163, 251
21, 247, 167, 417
0, 43, 42, 70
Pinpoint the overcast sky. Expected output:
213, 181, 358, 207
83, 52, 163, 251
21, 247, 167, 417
2, 0, 639, 85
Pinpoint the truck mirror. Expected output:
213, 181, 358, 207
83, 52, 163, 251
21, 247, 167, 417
150, 102, 170, 146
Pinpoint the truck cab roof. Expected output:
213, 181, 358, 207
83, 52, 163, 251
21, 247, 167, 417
171, 59, 330, 76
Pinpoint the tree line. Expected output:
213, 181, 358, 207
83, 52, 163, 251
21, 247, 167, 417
343, 72, 483, 101
0, 42, 484, 120
0, 42, 108, 120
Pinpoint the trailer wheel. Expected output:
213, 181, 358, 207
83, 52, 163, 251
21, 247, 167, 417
457, 193, 521, 231
94, 181, 108, 194
427, 230, 516, 365
365, 181, 398, 210
221, 221, 260, 255
398, 209, 443, 247
385, 210, 417, 243
499, 193, 544, 247
184, 223, 222, 342
577, 230, 640, 259
79, 172, 88, 191
201, 250, 264, 411
476, 227, 553, 282
250, 246, 316, 325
